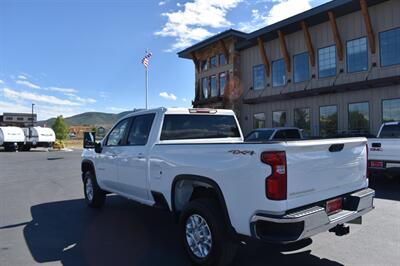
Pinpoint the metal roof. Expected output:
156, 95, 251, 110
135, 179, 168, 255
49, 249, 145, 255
177, 29, 247, 59
237, 0, 388, 50
177, 0, 388, 58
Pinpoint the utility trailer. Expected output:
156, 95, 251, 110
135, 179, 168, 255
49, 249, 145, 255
21, 127, 56, 151
0, 126, 25, 152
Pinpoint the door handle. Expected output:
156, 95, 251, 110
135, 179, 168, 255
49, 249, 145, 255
137, 153, 145, 159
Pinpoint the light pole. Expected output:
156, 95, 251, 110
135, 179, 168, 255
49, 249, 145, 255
30, 103, 35, 138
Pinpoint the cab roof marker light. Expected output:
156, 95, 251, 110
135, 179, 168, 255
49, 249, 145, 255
189, 108, 217, 114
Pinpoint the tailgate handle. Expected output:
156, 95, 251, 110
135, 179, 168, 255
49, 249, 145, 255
329, 144, 344, 152
372, 143, 381, 148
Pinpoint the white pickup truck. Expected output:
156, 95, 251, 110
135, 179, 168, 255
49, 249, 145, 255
368, 122, 400, 178
81, 108, 374, 266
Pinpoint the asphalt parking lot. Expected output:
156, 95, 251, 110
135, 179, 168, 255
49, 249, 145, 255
0, 150, 399, 266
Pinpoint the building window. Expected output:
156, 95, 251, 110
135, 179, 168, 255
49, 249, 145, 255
201, 60, 208, 71
319, 105, 338, 137
272, 59, 286, 87
293, 53, 310, 83
219, 73, 226, 96
201, 77, 208, 99
253, 64, 265, 90
210, 75, 218, 97
272, 111, 287, 127
348, 102, 369, 132
17, 117, 24, 121
294, 108, 311, 137
209, 56, 217, 68
380, 28, 400, 67
253, 113, 265, 129
347, 37, 368, 73
318, 45, 336, 78
219, 54, 226, 65
5, 117, 13, 121
27, 118, 33, 121
382, 98, 400, 122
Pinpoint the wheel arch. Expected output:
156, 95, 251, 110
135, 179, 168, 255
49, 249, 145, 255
171, 174, 235, 235
81, 159, 96, 181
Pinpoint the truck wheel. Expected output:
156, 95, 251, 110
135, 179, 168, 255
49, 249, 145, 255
179, 198, 238, 266
83, 171, 106, 208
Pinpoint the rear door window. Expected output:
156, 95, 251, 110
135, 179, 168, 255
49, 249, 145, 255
160, 115, 240, 140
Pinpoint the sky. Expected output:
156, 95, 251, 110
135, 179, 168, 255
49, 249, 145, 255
0, 0, 331, 120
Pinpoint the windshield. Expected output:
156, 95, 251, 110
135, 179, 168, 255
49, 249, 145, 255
380, 124, 400, 138
245, 130, 274, 141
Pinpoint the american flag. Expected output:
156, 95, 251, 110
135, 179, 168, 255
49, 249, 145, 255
141, 51, 152, 68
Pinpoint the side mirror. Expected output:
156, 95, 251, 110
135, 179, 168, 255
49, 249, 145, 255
83, 132, 96, 149
94, 142, 103, 154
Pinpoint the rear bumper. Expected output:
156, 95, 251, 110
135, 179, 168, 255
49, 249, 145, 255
250, 188, 375, 243
369, 160, 400, 175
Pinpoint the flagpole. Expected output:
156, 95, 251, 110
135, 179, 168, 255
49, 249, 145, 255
145, 49, 148, 110
145, 62, 148, 110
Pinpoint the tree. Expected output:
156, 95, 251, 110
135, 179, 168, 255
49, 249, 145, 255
52, 116, 69, 140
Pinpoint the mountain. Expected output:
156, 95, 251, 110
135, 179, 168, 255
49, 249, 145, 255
38, 111, 135, 127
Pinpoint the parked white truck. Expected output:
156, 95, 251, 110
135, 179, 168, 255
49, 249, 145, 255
81, 108, 374, 266
368, 122, 400, 178
0, 126, 25, 151
21, 127, 56, 151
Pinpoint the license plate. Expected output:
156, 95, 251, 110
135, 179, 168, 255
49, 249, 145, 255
326, 197, 342, 215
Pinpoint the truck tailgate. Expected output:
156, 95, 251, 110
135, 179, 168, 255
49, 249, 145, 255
284, 138, 368, 210
368, 138, 400, 161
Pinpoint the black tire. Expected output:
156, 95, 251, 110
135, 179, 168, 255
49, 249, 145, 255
83, 171, 106, 208
179, 198, 238, 266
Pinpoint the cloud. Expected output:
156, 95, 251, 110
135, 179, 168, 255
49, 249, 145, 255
17, 75, 27, 80
159, 91, 177, 100
99, 91, 108, 99
158, 1, 167, 6
2, 88, 81, 106
47, 86, 78, 94
15, 80, 40, 89
155, 0, 243, 51
63, 92, 96, 104
238, 0, 312, 32
106, 106, 129, 112
0, 100, 82, 120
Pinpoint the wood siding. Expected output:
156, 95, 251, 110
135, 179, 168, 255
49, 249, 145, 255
239, 0, 400, 135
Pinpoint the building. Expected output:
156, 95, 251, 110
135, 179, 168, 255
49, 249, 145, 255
0, 113, 37, 127
178, 0, 400, 136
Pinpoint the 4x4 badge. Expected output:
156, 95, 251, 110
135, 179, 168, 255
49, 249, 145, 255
228, 150, 255, 156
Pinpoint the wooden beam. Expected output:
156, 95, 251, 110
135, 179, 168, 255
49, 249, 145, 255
257, 37, 270, 77
277, 30, 291, 72
301, 21, 316, 67
219, 39, 229, 64
328, 11, 344, 61
190, 51, 200, 73
360, 0, 376, 54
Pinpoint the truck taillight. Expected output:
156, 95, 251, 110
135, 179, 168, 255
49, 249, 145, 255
261, 151, 287, 200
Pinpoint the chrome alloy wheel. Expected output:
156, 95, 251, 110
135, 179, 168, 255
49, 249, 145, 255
185, 214, 213, 258
85, 178, 94, 202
